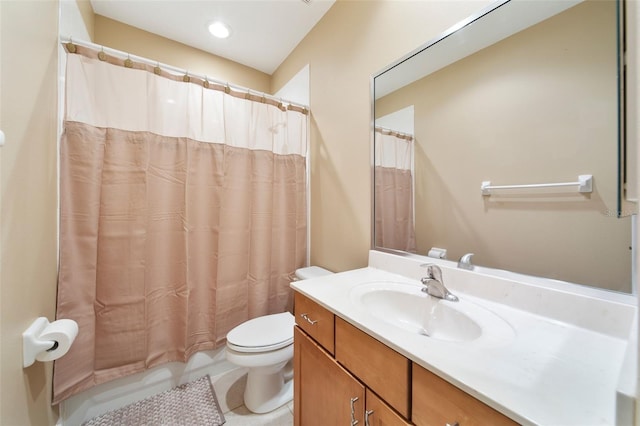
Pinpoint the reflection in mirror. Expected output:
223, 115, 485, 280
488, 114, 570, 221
374, 125, 416, 252
373, 0, 634, 293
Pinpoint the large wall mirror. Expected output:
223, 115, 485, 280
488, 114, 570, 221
372, 0, 634, 293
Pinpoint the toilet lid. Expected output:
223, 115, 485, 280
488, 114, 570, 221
226, 312, 294, 353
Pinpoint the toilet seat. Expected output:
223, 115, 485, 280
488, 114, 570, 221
227, 312, 294, 353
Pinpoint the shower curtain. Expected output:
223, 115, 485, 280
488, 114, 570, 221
53, 46, 307, 403
374, 127, 416, 252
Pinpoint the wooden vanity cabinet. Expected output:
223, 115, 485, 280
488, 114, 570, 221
294, 327, 364, 426
335, 317, 410, 418
294, 293, 409, 426
294, 324, 409, 426
294, 291, 516, 426
366, 389, 412, 426
412, 363, 518, 426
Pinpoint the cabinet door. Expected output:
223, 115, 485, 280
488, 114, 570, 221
412, 363, 518, 426
294, 326, 365, 426
335, 317, 410, 418
365, 389, 411, 426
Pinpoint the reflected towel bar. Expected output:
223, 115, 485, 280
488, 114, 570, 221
481, 174, 593, 195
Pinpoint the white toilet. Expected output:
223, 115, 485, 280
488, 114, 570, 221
225, 266, 332, 413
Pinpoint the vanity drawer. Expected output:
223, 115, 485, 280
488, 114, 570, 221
412, 363, 518, 426
335, 317, 410, 419
366, 389, 411, 426
294, 292, 335, 355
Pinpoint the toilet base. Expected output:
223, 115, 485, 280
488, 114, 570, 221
244, 363, 294, 414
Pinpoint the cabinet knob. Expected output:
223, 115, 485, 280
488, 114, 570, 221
365, 409, 374, 426
300, 313, 318, 325
350, 396, 359, 425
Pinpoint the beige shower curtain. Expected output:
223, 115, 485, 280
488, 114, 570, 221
53, 47, 307, 403
374, 128, 416, 252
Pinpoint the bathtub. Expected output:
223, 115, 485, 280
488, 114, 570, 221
58, 347, 245, 425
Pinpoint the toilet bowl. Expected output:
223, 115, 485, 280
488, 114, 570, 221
225, 266, 332, 413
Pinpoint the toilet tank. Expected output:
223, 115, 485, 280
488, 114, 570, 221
295, 266, 332, 280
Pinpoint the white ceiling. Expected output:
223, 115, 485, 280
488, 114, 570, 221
90, 0, 335, 75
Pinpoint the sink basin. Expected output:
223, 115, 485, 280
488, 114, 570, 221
350, 281, 515, 345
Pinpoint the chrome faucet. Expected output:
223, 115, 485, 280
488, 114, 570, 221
419, 264, 458, 302
458, 253, 474, 270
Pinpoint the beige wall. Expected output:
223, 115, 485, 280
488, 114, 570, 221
271, 0, 492, 272
94, 15, 271, 94
1, 1, 60, 425
76, 0, 95, 40
2, 1, 636, 422
375, 1, 630, 291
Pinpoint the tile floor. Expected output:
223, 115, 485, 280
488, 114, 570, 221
212, 366, 294, 426
223, 401, 293, 426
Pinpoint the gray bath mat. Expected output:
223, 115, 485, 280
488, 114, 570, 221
83, 375, 225, 426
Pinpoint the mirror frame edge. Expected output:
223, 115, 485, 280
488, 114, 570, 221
370, 0, 510, 255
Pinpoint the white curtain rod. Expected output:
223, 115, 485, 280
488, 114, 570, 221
59, 35, 309, 111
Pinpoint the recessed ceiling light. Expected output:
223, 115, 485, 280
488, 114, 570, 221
208, 21, 231, 39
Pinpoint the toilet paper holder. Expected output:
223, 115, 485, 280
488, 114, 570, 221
22, 317, 76, 368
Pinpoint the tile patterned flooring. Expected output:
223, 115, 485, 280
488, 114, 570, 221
224, 401, 294, 426
212, 366, 294, 426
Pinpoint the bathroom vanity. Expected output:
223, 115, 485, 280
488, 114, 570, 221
291, 251, 637, 425
294, 293, 515, 425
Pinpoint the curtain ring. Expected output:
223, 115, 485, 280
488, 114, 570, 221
98, 46, 106, 61
124, 54, 133, 68
203, 75, 210, 89
154, 62, 161, 75
66, 36, 77, 53
183, 71, 191, 83
224, 84, 231, 94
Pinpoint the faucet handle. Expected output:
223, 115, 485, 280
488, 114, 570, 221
420, 263, 442, 281
419, 264, 459, 302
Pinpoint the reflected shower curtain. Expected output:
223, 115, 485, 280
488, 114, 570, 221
53, 47, 307, 403
374, 128, 416, 252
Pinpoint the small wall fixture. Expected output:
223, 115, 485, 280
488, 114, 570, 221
23, 317, 78, 368
481, 174, 593, 195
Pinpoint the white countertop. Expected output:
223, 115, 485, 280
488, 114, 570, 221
291, 252, 637, 426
